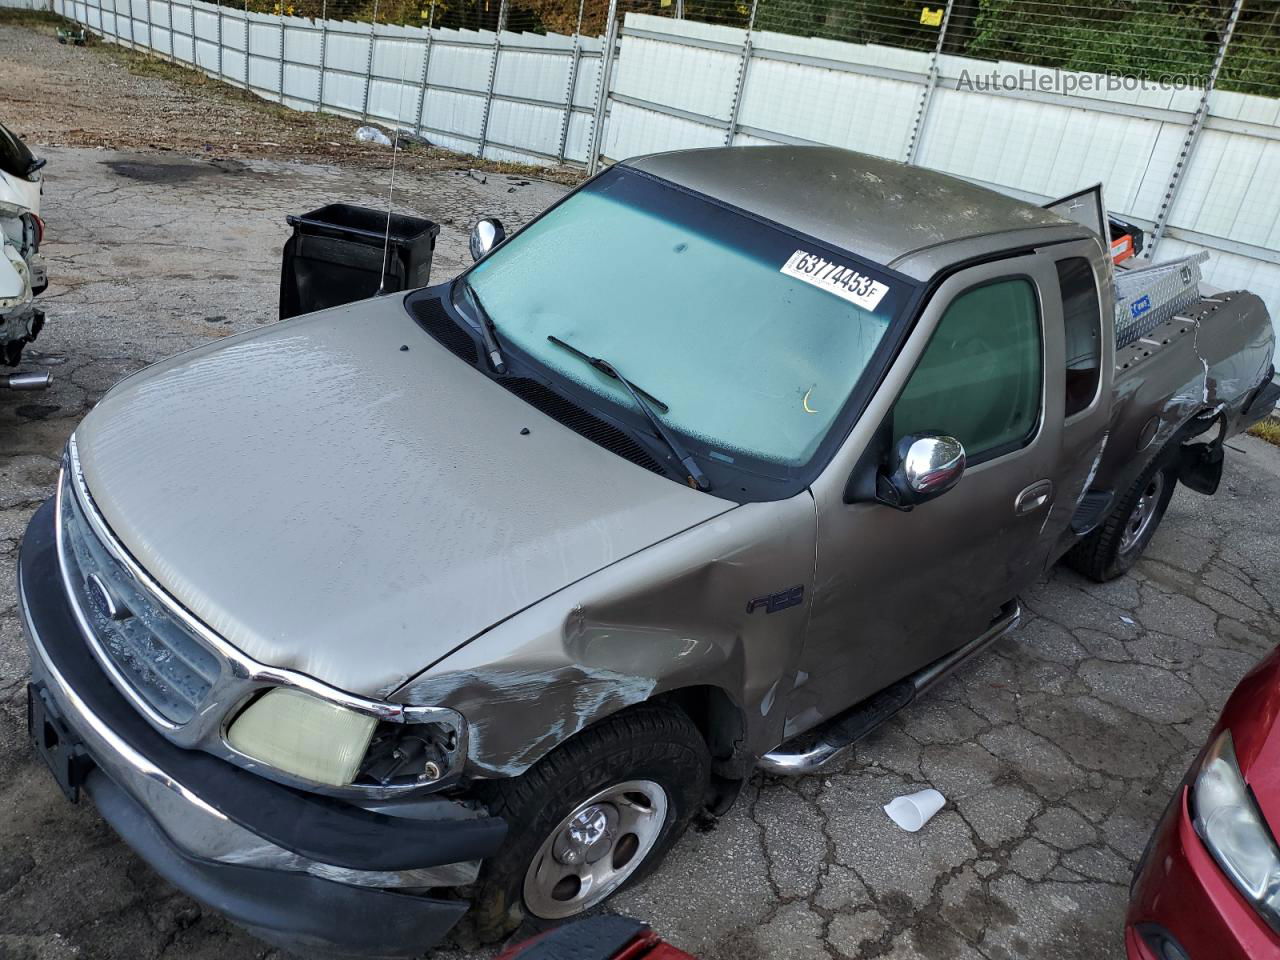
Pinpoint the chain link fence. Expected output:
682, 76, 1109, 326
604, 0, 1280, 98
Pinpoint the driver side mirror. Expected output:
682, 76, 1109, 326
469, 217, 506, 261
874, 433, 966, 511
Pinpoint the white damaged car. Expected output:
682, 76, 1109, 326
0, 120, 51, 387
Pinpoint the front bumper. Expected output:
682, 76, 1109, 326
1127, 784, 1279, 960
19, 498, 507, 958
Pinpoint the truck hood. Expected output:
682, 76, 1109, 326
74, 296, 733, 697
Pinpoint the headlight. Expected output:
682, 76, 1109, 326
1192, 729, 1280, 924
227, 687, 378, 787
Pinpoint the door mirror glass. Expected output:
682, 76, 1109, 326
877, 433, 966, 510
469, 217, 506, 261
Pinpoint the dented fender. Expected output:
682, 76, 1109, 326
1099, 290, 1275, 500
392, 493, 819, 778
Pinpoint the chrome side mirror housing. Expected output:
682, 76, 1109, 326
876, 433, 966, 511
469, 217, 506, 261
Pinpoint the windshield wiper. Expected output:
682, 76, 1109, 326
547, 334, 710, 491
464, 283, 507, 374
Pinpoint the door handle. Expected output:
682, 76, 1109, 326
1015, 480, 1053, 515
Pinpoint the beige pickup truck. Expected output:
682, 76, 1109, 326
21, 146, 1277, 956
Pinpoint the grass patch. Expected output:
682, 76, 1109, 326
0, 9, 72, 29
107, 47, 213, 87
1248, 415, 1280, 447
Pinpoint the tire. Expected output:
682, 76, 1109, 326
457, 701, 710, 945
1065, 449, 1178, 582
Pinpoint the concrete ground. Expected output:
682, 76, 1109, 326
1, 25, 1280, 960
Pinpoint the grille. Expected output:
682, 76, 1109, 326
59, 477, 222, 724
500, 377, 667, 476
408, 295, 479, 365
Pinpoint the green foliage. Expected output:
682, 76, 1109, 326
755, 0, 934, 50
1220, 4, 1280, 96
965, 0, 1223, 81
186, 0, 1280, 98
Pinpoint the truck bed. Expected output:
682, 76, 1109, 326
1098, 281, 1274, 497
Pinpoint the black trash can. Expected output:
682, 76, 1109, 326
279, 203, 440, 320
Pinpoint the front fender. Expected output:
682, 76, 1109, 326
392, 493, 818, 778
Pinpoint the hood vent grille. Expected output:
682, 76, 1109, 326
500, 377, 667, 477
408, 295, 479, 365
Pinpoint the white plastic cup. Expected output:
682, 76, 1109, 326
883, 788, 946, 832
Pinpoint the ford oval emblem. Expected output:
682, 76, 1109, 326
85, 573, 131, 622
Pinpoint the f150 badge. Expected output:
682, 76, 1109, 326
746, 585, 804, 614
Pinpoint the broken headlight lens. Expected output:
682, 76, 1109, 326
355, 719, 462, 788
227, 687, 378, 787
1192, 729, 1280, 926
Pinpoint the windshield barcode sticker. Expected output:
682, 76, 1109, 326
780, 250, 890, 311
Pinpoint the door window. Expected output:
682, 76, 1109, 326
1057, 257, 1103, 417
892, 278, 1043, 462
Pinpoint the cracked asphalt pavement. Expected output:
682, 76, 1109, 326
2, 39, 1280, 960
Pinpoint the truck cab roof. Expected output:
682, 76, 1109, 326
623, 146, 1092, 279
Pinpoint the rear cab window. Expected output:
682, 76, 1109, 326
1056, 257, 1103, 417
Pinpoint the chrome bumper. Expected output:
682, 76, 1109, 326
20, 496, 490, 890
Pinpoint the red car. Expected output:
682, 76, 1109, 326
1128, 645, 1280, 959
497, 916, 696, 960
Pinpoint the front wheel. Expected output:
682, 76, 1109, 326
1065, 452, 1178, 582
458, 701, 710, 944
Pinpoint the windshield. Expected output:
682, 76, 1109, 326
464, 167, 911, 471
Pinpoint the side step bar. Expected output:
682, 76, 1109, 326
758, 600, 1022, 776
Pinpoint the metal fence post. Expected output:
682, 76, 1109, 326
1144, 0, 1244, 260
586, 0, 619, 176
904, 0, 953, 164
477, 0, 509, 158
722, 0, 758, 146
215, 0, 224, 83
277, 7, 286, 104
360, 0, 380, 120
243, 0, 251, 90
142, 0, 152, 52
315, 0, 327, 110
413, 0, 437, 137
555, 0, 586, 164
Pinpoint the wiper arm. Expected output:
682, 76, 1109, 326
464, 283, 507, 374
547, 334, 710, 491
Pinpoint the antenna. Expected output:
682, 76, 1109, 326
377, 124, 401, 295
371, 0, 421, 295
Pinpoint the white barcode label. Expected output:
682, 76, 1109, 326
780, 250, 890, 311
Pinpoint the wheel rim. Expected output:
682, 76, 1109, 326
1119, 471, 1165, 556
522, 779, 669, 920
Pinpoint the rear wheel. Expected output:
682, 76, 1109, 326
1065, 451, 1178, 582
457, 701, 710, 945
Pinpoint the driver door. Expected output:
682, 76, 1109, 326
784, 253, 1066, 736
